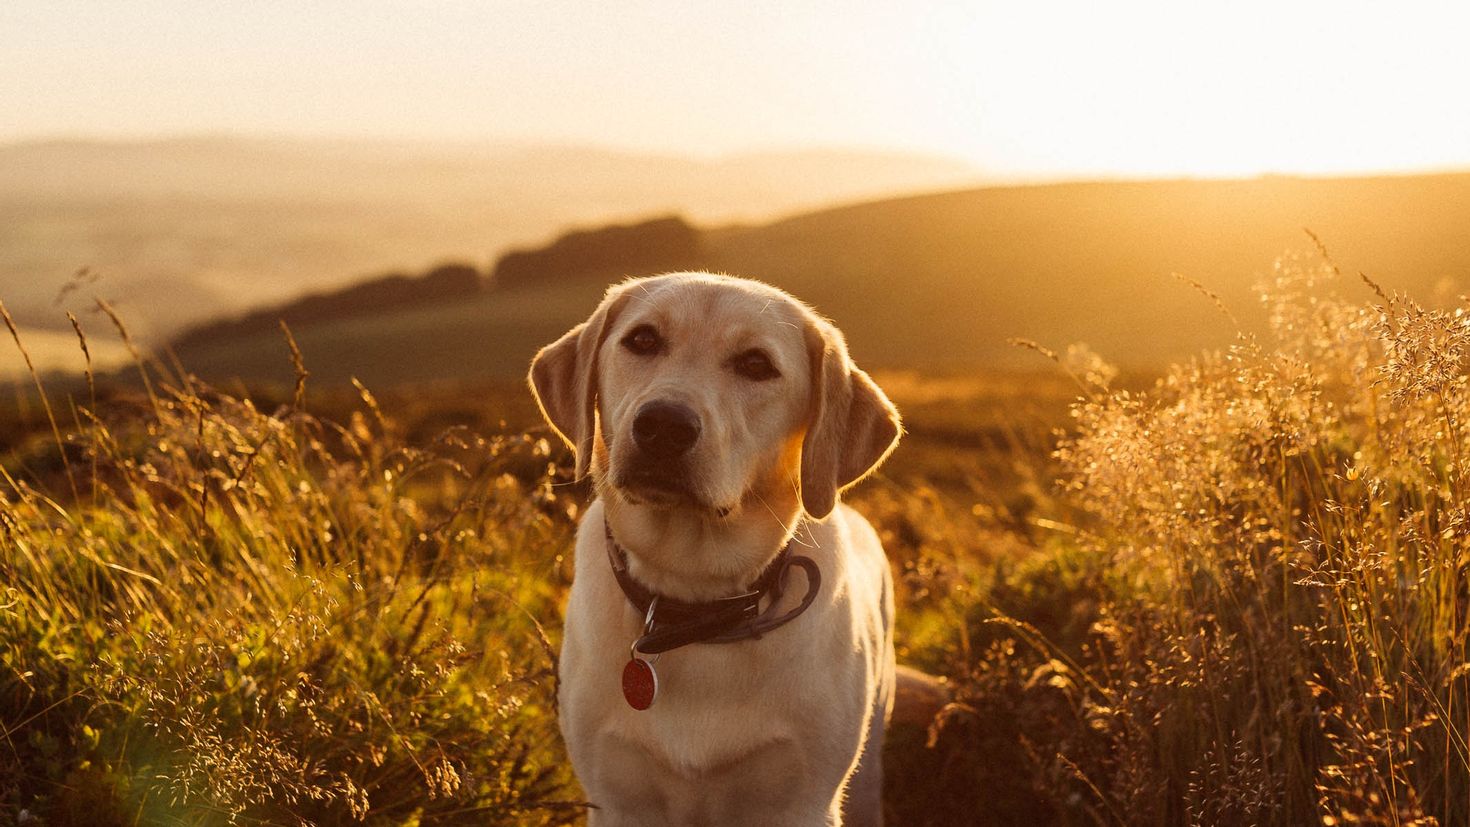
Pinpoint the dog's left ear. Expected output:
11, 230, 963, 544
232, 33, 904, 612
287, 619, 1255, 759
528, 285, 630, 480
799, 318, 902, 520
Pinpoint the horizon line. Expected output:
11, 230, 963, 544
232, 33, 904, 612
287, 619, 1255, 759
4, 130, 1469, 184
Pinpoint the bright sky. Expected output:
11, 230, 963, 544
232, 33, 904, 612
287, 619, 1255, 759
3, 0, 1468, 178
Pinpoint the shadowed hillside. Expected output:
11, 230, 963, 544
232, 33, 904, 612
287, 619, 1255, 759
163, 173, 1470, 386
0, 137, 974, 341
710, 174, 1470, 369
171, 263, 484, 350
491, 216, 702, 289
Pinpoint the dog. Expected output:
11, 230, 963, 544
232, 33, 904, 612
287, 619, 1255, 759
529, 272, 901, 826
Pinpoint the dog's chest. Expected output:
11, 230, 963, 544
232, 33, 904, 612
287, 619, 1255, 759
561, 580, 862, 779
635, 646, 805, 757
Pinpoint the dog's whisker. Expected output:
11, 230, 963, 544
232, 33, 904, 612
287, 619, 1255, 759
788, 473, 823, 549
750, 487, 809, 546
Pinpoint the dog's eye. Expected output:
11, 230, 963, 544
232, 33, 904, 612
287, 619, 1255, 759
621, 325, 663, 356
732, 349, 780, 381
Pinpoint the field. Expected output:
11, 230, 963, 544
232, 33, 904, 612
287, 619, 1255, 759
4, 250, 1470, 825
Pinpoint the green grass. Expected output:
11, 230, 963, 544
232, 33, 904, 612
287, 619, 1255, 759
6, 248, 1470, 824
898, 253, 1470, 825
0, 361, 584, 823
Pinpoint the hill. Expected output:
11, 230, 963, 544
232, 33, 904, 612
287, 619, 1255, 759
0, 137, 975, 341
707, 174, 1470, 369
164, 172, 1470, 386
491, 216, 703, 289
171, 263, 483, 350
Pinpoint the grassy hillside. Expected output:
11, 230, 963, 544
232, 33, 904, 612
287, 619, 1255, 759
7, 254, 1470, 824
168, 172, 1470, 386
716, 174, 1470, 369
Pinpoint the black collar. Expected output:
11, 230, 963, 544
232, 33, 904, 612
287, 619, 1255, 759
604, 520, 822, 656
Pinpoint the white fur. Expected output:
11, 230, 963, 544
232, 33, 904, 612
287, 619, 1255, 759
529, 273, 901, 826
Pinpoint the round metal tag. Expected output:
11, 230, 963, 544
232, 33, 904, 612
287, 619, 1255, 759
622, 658, 658, 710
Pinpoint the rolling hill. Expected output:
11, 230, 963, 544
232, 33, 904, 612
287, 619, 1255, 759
0, 137, 975, 343
165, 172, 1470, 387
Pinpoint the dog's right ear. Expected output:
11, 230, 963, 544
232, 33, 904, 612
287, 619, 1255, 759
528, 286, 629, 480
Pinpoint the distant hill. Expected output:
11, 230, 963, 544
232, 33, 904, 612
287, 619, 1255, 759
491, 216, 702, 289
0, 137, 976, 341
705, 174, 1470, 370
164, 217, 701, 356
171, 263, 484, 350
165, 172, 1470, 387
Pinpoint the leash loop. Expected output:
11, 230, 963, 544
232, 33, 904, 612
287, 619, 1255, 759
707, 554, 821, 644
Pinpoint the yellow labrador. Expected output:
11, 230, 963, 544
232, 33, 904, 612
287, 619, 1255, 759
529, 272, 901, 826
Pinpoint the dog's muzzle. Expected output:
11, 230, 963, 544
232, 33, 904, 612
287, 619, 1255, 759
632, 401, 700, 459
619, 401, 701, 500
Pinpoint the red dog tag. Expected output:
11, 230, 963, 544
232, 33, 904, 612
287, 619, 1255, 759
622, 658, 658, 710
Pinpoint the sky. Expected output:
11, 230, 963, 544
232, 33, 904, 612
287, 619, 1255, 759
3, 0, 1469, 179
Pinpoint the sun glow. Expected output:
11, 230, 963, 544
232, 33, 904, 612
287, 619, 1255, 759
2, 0, 1467, 178
870, 0, 1470, 178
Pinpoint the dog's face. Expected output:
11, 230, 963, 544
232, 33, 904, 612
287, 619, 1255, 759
596, 275, 812, 514
530, 273, 900, 521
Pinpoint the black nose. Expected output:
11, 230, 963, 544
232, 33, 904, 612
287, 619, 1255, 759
633, 401, 701, 458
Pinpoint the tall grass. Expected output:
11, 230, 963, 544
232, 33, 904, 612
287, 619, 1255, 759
0, 315, 580, 824
6, 249, 1468, 825
915, 252, 1470, 825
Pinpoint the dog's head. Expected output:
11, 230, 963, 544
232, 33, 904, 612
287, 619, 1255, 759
529, 272, 899, 521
